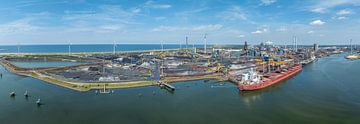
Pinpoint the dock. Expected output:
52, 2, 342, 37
99, 84, 111, 94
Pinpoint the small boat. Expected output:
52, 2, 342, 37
36, 99, 41, 105
24, 91, 29, 97
10, 92, 16, 97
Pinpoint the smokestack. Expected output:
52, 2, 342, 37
244, 41, 248, 51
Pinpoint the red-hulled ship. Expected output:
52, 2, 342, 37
238, 64, 302, 91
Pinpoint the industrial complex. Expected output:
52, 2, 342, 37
0, 40, 354, 92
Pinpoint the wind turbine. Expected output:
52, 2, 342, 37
113, 40, 116, 55
350, 39, 353, 54
68, 40, 72, 56
17, 42, 20, 55
161, 41, 164, 52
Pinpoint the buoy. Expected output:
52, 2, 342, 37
138, 93, 142, 97
10, 92, 15, 97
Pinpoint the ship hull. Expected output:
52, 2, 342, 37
239, 65, 302, 91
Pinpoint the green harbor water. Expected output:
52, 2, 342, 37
0, 53, 359, 124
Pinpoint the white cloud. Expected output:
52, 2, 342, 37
155, 16, 166, 20
0, 18, 39, 34
336, 9, 353, 15
96, 25, 124, 33
310, 20, 325, 25
332, 15, 349, 20
218, 6, 247, 21
251, 30, 263, 34
193, 24, 223, 31
151, 25, 189, 32
175, 8, 208, 21
64, 24, 125, 34
310, 7, 327, 13
14, 1, 68, 8
237, 35, 246, 38
152, 24, 223, 32
309, 0, 360, 13
144, 1, 172, 9
131, 8, 142, 13
276, 26, 287, 32
251, 28, 269, 34
307, 30, 314, 34
62, 5, 141, 27
260, 0, 277, 6
337, 16, 348, 20
263, 28, 268, 32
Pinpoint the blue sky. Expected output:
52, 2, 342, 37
0, 0, 359, 45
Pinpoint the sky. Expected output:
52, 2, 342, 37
0, 0, 359, 45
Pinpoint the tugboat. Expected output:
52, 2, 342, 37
238, 64, 302, 91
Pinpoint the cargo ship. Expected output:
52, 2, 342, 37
238, 64, 302, 91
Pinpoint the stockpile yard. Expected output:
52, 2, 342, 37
48, 63, 149, 83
